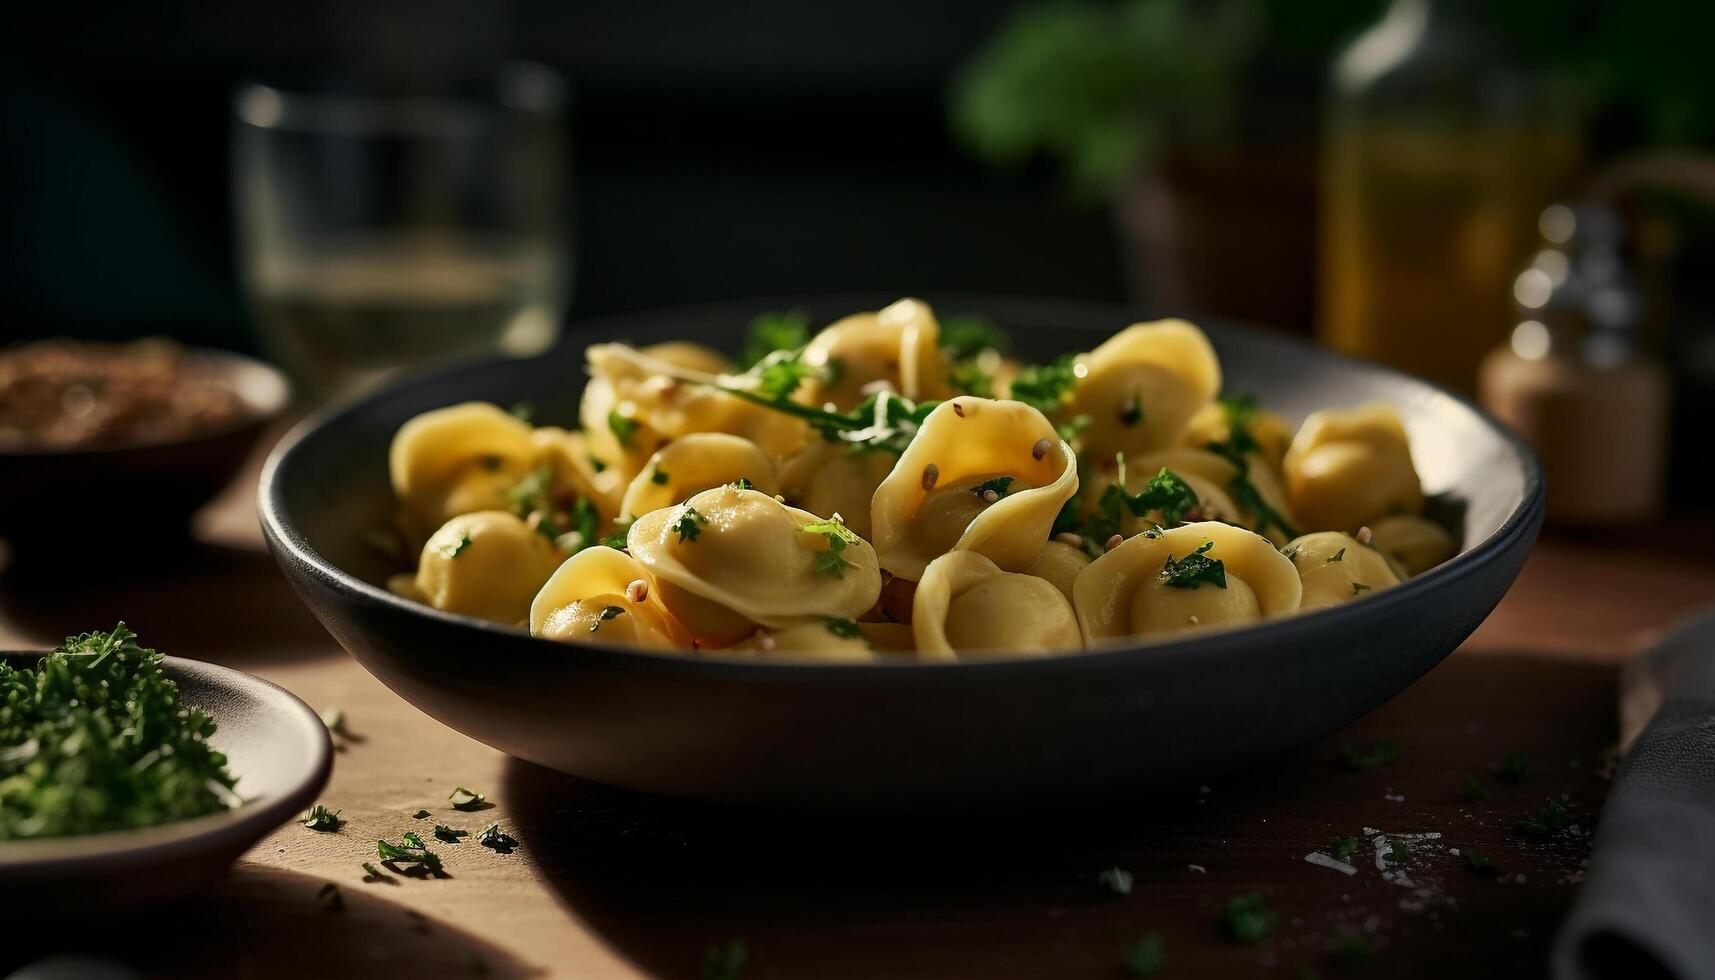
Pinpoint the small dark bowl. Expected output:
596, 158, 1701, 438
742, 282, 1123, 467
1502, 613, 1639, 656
0, 348, 291, 545
0, 652, 332, 913
260, 296, 1543, 810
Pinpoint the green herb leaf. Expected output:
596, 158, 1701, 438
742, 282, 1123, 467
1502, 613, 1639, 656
1121, 934, 1165, 977
1515, 798, 1574, 839
728, 478, 754, 491
1056, 414, 1093, 442
1160, 540, 1226, 589
449, 787, 488, 811
801, 518, 860, 578
377, 835, 443, 874
361, 862, 385, 881
948, 356, 996, 397
434, 824, 469, 843
1328, 835, 1359, 862
940, 314, 1011, 359
740, 309, 811, 368
971, 476, 1016, 500
303, 804, 344, 833
824, 617, 863, 639
1220, 891, 1279, 944
747, 350, 816, 401
607, 410, 638, 449
590, 605, 626, 633
1009, 353, 1080, 415
674, 507, 707, 544
477, 822, 519, 853
1133, 467, 1199, 525
600, 518, 636, 551
699, 938, 748, 980
1339, 739, 1400, 771
1461, 849, 1500, 875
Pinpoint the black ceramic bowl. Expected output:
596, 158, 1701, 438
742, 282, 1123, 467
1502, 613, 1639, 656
0, 347, 291, 545
260, 296, 1543, 809
0, 652, 332, 913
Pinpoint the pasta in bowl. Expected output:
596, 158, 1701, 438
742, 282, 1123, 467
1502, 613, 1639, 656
377, 299, 1462, 661
261, 296, 1541, 807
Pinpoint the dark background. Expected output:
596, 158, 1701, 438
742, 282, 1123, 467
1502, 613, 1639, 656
1, 0, 1126, 352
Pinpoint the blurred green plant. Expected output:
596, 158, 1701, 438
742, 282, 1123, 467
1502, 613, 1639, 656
952, 0, 1715, 197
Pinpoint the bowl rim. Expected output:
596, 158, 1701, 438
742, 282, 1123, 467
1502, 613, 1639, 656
0, 652, 333, 872
258, 294, 1545, 677
0, 344, 292, 460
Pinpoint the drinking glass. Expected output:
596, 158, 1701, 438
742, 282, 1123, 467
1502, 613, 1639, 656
233, 63, 569, 399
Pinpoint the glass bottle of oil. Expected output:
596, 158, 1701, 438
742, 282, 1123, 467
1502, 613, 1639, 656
1319, 0, 1581, 392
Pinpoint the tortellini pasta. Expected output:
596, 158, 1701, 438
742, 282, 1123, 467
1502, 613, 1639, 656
1284, 531, 1402, 610
627, 485, 883, 646
1073, 522, 1301, 642
394, 510, 563, 625
1061, 320, 1222, 461
796, 298, 949, 409
1283, 403, 1424, 533
620, 433, 780, 522
871, 397, 1078, 581
389, 402, 537, 547
384, 300, 1461, 663
1366, 515, 1456, 578
530, 546, 686, 649
913, 551, 1082, 660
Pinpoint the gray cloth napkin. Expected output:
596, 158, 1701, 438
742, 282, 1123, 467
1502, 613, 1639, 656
1554, 607, 1715, 980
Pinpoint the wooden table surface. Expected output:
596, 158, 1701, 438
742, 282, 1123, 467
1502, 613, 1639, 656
3, 449, 1713, 980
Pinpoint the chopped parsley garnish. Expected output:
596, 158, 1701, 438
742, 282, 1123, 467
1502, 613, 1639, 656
1498, 752, 1532, 784
940, 314, 1011, 359
1327, 548, 1347, 564
700, 938, 748, 980
1160, 540, 1226, 589
825, 617, 863, 639
590, 605, 626, 633
674, 507, 707, 544
1461, 850, 1500, 875
971, 476, 1016, 500
318, 882, 342, 911
1056, 413, 1093, 442
607, 410, 638, 449
303, 804, 344, 832
437, 531, 473, 560
740, 308, 811, 368
413, 809, 431, 819
360, 862, 385, 881
728, 478, 754, 490
717, 379, 936, 457
1351, 582, 1372, 595
434, 824, 469, 844
1328, 835, 1359, 862
0, 624, 239, 840
1220, 891, 1279, 944
1119, 392, 1144, 427
802, 519, 860, 577
948, 356, 996, 397
477, 822, 519, 853
1515, 798, 1574, 839
1134, 467, 1199, 525
600, 518, 635, 550
448, 786, 488, 811
565, 497, 600, 554
651, 467, 670, 485
746, 349, 816, 401
1202, 394, 1300, 539
1009, 353, 1080, 415
1121, 934, 1165, 977
1388, 837, 1409, 864
1339, 739, 1399, 771
376, 835, 442, 874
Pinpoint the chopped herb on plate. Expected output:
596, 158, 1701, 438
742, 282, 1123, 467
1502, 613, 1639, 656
302, 804, 343, 832
449, 786, 489, 811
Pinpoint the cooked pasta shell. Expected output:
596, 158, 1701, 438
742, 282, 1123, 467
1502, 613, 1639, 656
1114, 448, 1294, 545
725, 621, 880, 662
871, 397, 1078, 581
620, 433, 780, 522
627, 485, 883, 646
1079, 451, 1243, 537
530, 546, 686, 648
1064, 320, 1222, 460
912, 551, 1083, 660
1365, 515, 1456, 578
1283, 403, 1424, 533
1024, 540, 1092, 602
1284, 531, 1401, 610
779, 440, 898, 539
410, 511, 564, 625
797, 297, 950, 409
529, 426, 627, 524
1073, 521, 1301, 643
640, 340, 734, 376
390, 402, 537, 547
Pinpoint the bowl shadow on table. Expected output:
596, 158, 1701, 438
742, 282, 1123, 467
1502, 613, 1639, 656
0, 539, 336, 667
2, 864, 542, 979
502, 653, 1618, 980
